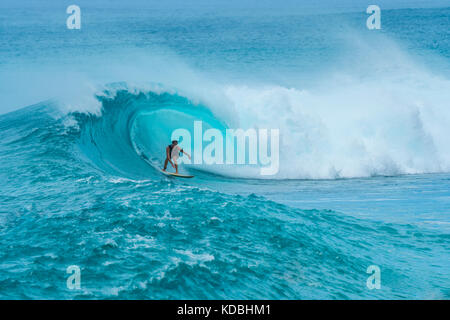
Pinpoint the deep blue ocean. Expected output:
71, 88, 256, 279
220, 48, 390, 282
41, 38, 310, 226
0, 1, 449, 299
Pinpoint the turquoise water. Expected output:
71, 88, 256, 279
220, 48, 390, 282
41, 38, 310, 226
0, 1, 449, 299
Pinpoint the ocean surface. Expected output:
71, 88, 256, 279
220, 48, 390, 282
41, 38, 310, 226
0, 1, 449, 299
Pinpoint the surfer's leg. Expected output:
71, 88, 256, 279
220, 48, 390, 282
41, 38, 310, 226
163, 158, 169, 171
174, 163, 178, 174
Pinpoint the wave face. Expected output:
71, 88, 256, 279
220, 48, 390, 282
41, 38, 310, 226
67, 76, 450, 181
1, 4, 450, 299
74, 86, 231, 178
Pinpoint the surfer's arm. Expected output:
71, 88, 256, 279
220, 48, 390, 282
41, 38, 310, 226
181, 149, 191, 160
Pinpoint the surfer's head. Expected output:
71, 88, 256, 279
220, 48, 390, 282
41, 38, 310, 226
172, 140, 178, 145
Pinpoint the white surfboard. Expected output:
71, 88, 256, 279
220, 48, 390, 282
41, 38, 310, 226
160, 170, 194, 178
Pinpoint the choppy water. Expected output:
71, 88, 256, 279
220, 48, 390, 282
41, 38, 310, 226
0, 1, 449, 299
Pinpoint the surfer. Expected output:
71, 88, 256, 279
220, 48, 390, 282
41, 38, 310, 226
163, 140, 191, 174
